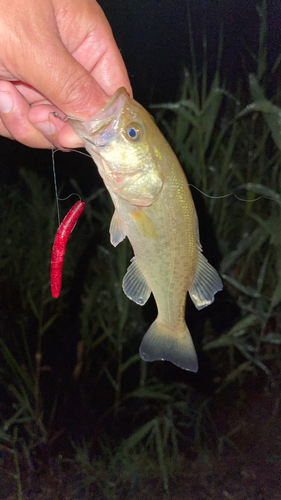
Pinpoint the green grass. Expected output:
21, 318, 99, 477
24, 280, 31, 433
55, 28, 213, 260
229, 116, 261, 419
151, 53, 281, 389
0, 2, 281, 497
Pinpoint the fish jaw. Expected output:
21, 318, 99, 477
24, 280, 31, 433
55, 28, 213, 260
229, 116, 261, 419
68, 88, 165, 206
101, 164, 163, 207
66, 88, 128, 145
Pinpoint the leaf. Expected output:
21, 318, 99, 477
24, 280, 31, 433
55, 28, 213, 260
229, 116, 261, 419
215, 362, 253, 392
132, 388, 173, 401
262, 333, 281, 344
120, 354, 140, 373
249, 74, 281, 150
222, 274, 262, 298
203, 314, 259, 350
242, 184, 281, 205
120, 419, 157, 452
271, 279, 281, 308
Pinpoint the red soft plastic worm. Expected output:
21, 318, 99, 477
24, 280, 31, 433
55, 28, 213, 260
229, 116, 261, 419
51, 201, 85, 298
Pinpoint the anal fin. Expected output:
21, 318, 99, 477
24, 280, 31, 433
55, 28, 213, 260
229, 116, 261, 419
122, 257, 151, 305
189, 250, 223, 310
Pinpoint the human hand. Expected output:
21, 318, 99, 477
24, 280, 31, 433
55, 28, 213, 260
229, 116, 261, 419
0, 0, 132, 149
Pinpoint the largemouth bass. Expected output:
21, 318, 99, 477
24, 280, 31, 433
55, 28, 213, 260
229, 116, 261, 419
68, 88, 222, 372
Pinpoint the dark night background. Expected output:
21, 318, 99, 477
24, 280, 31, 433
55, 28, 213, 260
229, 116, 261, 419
98, 0, 281, 104
1, 1, 281, 498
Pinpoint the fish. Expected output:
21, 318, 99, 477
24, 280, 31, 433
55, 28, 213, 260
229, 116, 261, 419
67, 87, 223, 372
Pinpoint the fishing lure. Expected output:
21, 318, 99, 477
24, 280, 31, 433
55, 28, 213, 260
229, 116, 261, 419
51, 201, 85, 298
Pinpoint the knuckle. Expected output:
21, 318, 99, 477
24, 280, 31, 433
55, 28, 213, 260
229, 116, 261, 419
56, 69, 94, 116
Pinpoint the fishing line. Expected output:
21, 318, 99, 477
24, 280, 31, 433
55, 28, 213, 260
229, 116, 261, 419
188, 184, 233, 199
233, 193, 262, 202
57, 193, 82, 202
48, 114, 61, 225
53, 148, 91, 159
49, 112, 86, 226
188, 183, 262, 203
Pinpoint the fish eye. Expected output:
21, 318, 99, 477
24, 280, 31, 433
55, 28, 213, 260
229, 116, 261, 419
125, 123, 143, 142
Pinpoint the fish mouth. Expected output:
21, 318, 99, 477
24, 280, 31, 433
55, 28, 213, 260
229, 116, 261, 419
68, 88, 129, 147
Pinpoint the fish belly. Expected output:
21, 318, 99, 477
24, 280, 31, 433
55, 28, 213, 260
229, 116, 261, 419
109, 176, 199, 372
123, 178, 196, 312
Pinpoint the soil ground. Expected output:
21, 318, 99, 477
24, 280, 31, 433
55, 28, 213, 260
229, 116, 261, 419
1, 374, 280, 500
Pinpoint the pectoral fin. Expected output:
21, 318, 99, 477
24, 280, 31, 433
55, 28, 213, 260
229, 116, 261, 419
131, 211, 159, 239
122, 256, 151, 305
109, 210, 126, 247
189, 250, 223, 310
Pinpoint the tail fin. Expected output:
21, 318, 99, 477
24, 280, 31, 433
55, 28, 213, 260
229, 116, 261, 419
139, 320, 198, 372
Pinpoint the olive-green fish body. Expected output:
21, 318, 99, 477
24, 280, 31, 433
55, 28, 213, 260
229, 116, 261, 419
68, 88, 222, 371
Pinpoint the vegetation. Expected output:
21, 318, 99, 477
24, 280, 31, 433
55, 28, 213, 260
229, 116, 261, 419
0, 2, 280, 498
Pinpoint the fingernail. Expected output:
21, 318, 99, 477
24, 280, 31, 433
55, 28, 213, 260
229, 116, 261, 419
0, 92, 14, 113
34, 121, 56, 135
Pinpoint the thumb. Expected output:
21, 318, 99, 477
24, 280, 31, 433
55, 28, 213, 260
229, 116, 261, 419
43, 52, 109, 118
